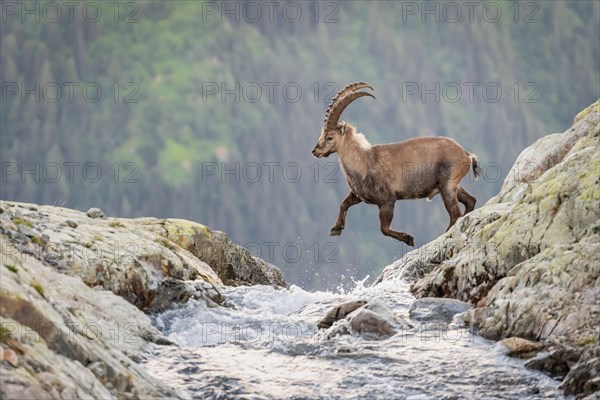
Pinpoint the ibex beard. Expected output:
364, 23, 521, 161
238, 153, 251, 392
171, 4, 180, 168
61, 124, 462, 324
312, 82, 481, 247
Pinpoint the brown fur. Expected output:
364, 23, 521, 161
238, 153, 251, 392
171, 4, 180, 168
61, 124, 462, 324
312, 123, 479, 246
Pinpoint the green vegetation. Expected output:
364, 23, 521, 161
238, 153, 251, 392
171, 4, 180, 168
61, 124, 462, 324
0, 325, 12, 343
12, 218, 32, 228
108, 221, 126, 228
4, 265, 18, 274
579, 337, 598, 346
1, 1, 598, 289
30, 282, 45, 297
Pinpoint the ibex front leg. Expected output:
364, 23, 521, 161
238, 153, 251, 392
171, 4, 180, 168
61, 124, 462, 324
378, 203, 415, 246
330, 192, 361, 236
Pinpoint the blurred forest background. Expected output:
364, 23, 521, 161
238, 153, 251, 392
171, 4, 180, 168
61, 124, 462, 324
1, 1, 599, 290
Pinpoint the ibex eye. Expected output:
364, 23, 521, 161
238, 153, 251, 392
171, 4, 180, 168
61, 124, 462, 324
326, 137, 333, 141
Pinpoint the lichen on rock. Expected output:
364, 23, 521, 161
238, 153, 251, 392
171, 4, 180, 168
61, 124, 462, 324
140, 218, 285, 287
0, 236, 182, 399
0, 203, 285, 313
0, 200, 287, 398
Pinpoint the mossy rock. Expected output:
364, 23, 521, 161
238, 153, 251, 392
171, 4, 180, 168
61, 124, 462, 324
163, 218, 211, 239
156, 219, 285, 287
573, 99, 599, 124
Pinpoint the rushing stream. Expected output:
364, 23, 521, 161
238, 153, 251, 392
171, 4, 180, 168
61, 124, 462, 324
143, 278, 565, 399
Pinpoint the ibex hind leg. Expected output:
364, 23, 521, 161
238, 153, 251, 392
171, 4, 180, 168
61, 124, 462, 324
378, 205, 415, 246
440, 184, 462, 232
457, 186, 476, 215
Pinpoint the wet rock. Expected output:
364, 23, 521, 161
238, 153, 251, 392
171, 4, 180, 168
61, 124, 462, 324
317, 300, 367, 329
560, 343, 600, 397
86, 207, 105, 218
349, 306, 397, 336
582, 380, 600, 399
409, 297, 472, 324
320, 300, 412, 339
151, 278, 224, 311
349, 301, 413, 337
525, 346, 583, 379
498, 337, 544, 358
376, 202, 515, 290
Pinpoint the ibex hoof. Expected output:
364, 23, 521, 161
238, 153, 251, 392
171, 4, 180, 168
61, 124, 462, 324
329, 228, 342, 236
404, 235, 415, 247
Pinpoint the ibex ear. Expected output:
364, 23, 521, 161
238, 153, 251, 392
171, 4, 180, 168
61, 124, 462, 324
340, 125, 346, 136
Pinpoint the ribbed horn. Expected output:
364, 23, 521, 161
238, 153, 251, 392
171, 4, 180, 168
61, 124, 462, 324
326, 91, 375, 130
323, 82, 374, 127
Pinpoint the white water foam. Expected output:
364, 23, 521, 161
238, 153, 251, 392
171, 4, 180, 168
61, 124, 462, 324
145, 277, 567, 399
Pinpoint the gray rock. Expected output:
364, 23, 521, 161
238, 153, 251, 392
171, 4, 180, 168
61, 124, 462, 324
348, 301, 413, 337
0, 235, 183, 399
16, 223, 38, 238
0, 199, 287, 399
463, 244, 600, 342
0, 201, 285, 313
86, 361, 108, 382
525, 346, 583, 379
317, 300, 368, 329
150, 278, 224, 311
349, 307, 397, 336
86, 207, 105, 218
318, 300, 412, 339
409, 297, 472, 324
560, 343, 600, 397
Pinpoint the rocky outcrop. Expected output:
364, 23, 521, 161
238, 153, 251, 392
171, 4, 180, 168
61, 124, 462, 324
0, 201, 284, 312
376, 100, 600, 396
0, 235, 183, 399
0, 200, 286, 398
560, 343, 600, 397
141, 218, 285, 287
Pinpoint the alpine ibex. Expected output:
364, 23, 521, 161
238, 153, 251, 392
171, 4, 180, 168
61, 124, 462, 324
311, 82, 481, 246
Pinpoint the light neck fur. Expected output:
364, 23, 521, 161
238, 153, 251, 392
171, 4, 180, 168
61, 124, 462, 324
337, 124, 372, 178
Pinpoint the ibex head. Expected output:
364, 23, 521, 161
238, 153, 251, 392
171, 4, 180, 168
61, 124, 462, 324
312, 82, 375, 158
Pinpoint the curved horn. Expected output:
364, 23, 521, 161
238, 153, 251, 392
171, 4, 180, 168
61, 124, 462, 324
326, 91, 375, 130
323, 82, 374, 126
328, 82, 373, 109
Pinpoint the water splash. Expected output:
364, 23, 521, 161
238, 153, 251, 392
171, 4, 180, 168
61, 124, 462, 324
144, 278, 565, 399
